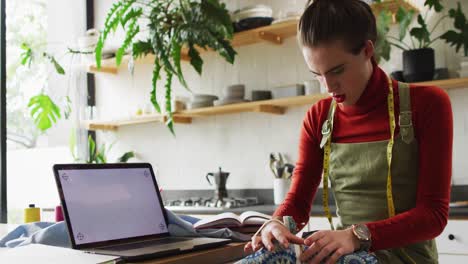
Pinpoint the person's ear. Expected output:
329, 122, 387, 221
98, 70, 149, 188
363, 40, 374, 59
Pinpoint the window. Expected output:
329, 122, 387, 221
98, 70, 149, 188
5, 0, 87, 223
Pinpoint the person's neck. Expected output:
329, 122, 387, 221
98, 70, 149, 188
339, 59, 374, 109
338, 58, 387, 116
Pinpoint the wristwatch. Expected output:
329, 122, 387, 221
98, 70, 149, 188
352, 224, 372, 252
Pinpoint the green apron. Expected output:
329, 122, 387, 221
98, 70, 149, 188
321, 81, 438, 263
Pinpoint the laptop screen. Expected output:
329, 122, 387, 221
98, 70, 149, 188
56, 166, 168, 246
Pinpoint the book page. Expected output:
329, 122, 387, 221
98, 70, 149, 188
240, 211, 271, 226
193, 212, 241, 229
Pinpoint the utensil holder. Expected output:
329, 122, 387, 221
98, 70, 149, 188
273, 178, 291, 205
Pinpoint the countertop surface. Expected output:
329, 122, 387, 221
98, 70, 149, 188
166, 204, 468, 219
163, 186, 468, 218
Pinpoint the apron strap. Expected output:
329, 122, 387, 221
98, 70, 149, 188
397, 82, 415, 144
320, 101, 336, 149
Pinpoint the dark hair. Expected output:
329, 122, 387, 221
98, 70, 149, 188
299, 0, 377, 55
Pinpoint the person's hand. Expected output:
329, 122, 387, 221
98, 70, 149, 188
244, 221, 304, 253
300, 228, 359, 264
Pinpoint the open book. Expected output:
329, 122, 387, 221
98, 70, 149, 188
193, 211, 271, 230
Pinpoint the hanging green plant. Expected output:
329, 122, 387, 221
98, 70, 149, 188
20, 42, 68, 131
27, 94, 62, 132
95, 0, 237, 134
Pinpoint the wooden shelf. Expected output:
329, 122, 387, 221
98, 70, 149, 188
84, 77, 468, 131
414, 77, 468, 90
88, 0, 419, 74
84, 94, 328, 131
371, 0, 418, 18
88, 19, 299, 74
84, 115, 192, 131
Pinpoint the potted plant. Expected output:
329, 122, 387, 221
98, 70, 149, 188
440, 2, 468, 77
70, 133, 135, 164
95, 0, 237, 134
385, 0, 465, 82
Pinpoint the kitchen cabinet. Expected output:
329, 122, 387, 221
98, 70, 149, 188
436, 219, 468, 262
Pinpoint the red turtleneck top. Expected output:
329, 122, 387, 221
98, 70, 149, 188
273, 64, 453, 251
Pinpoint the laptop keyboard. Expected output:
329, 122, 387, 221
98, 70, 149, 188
100, 237, 191, 251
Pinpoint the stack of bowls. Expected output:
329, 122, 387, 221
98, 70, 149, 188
251, 90, 272, 101
214, 84, 249, 106
231, 5, 273, 32
187, 94, 218, 109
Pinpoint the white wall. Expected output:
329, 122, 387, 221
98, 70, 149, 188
92, 0, 468, 191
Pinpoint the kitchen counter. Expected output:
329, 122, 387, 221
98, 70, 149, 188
164, 185, 468, 218
167, 204, 468, 218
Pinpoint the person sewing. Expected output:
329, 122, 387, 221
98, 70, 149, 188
244, 0, 453, 263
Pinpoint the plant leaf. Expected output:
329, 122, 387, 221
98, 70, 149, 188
150, 59, 162, 113
95, 1, 128, 68
116, 19, 139, 66
216, 38, 236, 64
87, 135, 96, 163
28, 94, 61, 132
44, 53, 65, 75
424, 0, 443, 13
201, 0, 233, 37
164, 69, 175, 136
132, 39, 154, 59
63, 96, 72, 119
69, 129, 77, 161
409, 14, 430, 47
443, 2, 468, 55
117, 151, 135, 163
171, 36, 188, 89
440, 30, 464, 53
396, 7, 415, 41
120, 7, 142, 28
20, 43, 33, 66
375, 11, 392, 62
188, 45, 203, 74
449, 2, 466, 31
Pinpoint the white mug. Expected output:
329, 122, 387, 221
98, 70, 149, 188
273, 178, 291, 205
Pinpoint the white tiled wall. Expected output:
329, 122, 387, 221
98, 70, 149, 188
93, 0, 468, 190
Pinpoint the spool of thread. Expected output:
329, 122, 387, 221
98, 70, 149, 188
55, 205, 64, 222
24, 204, 40, 223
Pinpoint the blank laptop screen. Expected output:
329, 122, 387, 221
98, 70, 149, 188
57, 167, 168, 245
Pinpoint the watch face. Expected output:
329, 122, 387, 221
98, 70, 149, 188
355, 224, 371, 240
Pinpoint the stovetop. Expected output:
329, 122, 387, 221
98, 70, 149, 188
164, 196, 261, 210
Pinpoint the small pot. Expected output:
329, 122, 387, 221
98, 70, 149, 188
403, 48, 435, 82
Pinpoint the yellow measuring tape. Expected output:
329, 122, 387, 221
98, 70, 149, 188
385, 75, 396, 217
321, 76, 416, 263
322, 102, 336, 230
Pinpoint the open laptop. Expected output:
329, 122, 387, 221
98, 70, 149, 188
53, 163, 230, 261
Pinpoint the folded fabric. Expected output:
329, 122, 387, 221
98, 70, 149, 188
236, 216, 379, 264
0, 209, 250, 249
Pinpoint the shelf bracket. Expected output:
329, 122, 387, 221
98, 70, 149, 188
181, 53, 191, 62
168, 116, 192, 124
258, 31, 283, 45
88, 65, 118, 75
253, 105, 285, 115
87, 123, 119, 131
